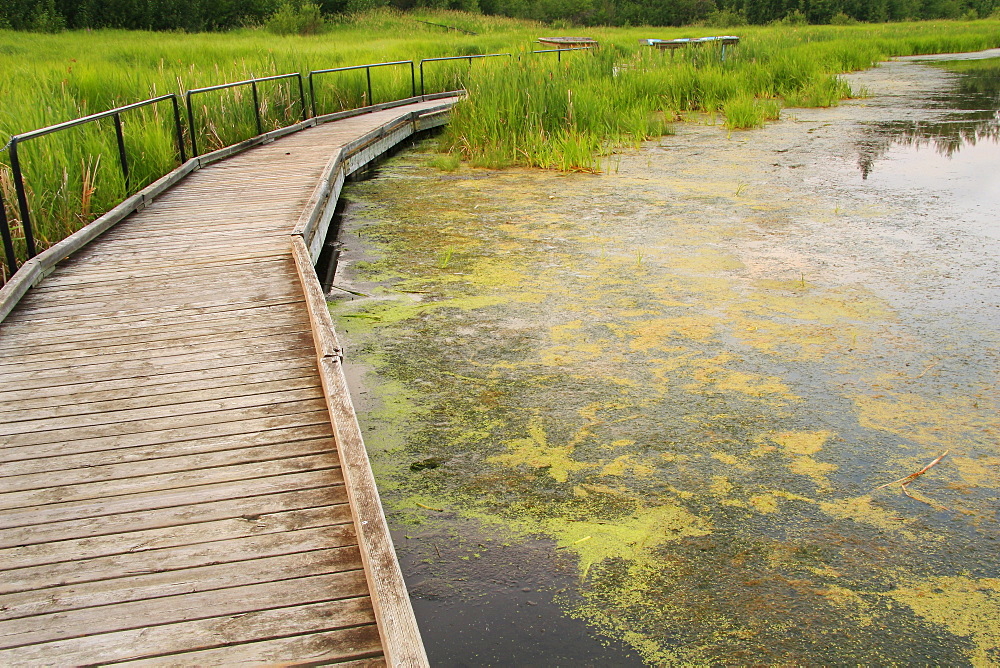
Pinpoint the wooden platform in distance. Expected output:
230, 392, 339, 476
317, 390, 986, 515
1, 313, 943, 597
0, 98, 454, 666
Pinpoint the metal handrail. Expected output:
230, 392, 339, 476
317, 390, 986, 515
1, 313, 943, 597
530, 46, 594, 61
2, 93, 185, 271
185, 72, 307, 157
309, 61, 416, 118
0, 189, 14, 275
419, 53, 512, 96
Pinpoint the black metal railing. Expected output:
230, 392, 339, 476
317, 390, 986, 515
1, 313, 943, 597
309, 61, 416, 118
530, 46, 594, 61
0, 189, 13, 275
2, 46, 598, 279
419, 53, 512, 96
185, 72, 307, 157
2, 93, 185, 272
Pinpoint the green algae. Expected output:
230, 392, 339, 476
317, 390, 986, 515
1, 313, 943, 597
333, 126, 1000, 664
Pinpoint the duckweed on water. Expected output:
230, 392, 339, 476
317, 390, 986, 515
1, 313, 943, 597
334, 61, 1000, 662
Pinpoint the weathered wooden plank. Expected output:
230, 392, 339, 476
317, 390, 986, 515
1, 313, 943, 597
0, 392, 326, 448
0, 437, 333, 496
0, 461, 344, 529
0, 600, 380, 666
0, 485, 344, 549
0, 504, 351, 574
0, 422, 332, 480
0, 450, 339, 514
0, 545, 362, 622
0, 300, 303, 345
11, 275, 298, 309
0, 323, 311, 368
0, 358, 315, 407
0, 570, 370, 650
122, 624, 384, 667
0, 365, 315, 415
0, 319, 310, 365
28, 258, 295, 291
0, 333, 314, 388
0, 410, 332, 464
3, 286, 301, 321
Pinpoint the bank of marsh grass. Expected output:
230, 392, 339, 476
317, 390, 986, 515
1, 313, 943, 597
2, 11, 1000, 278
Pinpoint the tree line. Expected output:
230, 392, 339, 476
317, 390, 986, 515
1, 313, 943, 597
2, 0, 998, 32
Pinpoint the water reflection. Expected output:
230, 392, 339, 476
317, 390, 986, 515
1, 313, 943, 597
857, 59, 1000, 178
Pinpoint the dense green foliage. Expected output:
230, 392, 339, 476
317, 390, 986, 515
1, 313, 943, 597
2, 0, 1000, 32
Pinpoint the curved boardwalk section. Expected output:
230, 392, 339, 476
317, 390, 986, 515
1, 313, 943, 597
0, 98, 454, 665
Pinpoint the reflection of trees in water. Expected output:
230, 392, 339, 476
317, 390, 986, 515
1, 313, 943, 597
857, 63, 1000, 179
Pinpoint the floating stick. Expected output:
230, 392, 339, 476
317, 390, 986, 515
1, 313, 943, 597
871, 450, 950, 509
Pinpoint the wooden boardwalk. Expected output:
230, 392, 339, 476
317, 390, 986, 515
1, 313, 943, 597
0, 97, 455, 665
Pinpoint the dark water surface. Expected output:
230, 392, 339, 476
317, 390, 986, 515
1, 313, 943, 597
334, 55, 1000, 666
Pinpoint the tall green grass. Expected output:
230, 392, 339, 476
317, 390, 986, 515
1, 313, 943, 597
2, 12, 1000, 281
444, 19, 1000, 169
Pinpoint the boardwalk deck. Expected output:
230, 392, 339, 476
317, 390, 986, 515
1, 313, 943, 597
0, 97, 456, 665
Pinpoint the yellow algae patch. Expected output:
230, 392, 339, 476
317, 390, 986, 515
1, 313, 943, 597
601, 454, 656, 478
789, 457, 838, 488
773, 431, 838, 488
669, 248, 745, 273
465, 256, 527, 289
547, 503, 712, 573
750, 494, 779, 513
751, 490, 815, 514
851, 391, 990, 450
730, 317, 853, 362
683, 354, 796, 404
711, 452, 750, 470
950, 456, 1000, 489
488, 417, 592, 483
549, 319, 586, 343
886, 576, 1000, 667
710, 475, 734, 496
627, 316, 717, 352
773, 430, 833, 455
819, 496, 939, 541
539, 343, 604, 366
746, 284, 890, 325
818, 584, 874, 627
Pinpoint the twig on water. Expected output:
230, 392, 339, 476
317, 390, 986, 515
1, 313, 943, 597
415, 501, 444, 512
871, 450, 950, 509
915, 359, 940, 378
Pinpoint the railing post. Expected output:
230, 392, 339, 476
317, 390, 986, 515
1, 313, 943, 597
113, 112, 130, 195
297, 73, 308, 121
365, 67, 373, 107
410, 61, 416, 98
186, 91, 199, 158
0, 188, 16, 274
8, 140, 36, 259
420, 61, 426, 96
170, 95, 187, 163
250, 79, 263, 136
309, 72, 318, 119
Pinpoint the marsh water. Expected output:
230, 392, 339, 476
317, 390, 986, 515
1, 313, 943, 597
333, 53, 1000, 666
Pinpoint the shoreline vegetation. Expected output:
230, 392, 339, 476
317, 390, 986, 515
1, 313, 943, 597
2, 11, 1000, 279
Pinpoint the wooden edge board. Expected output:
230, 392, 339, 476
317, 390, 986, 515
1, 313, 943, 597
290, 236, 428, 668
294, 100, 459, 253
